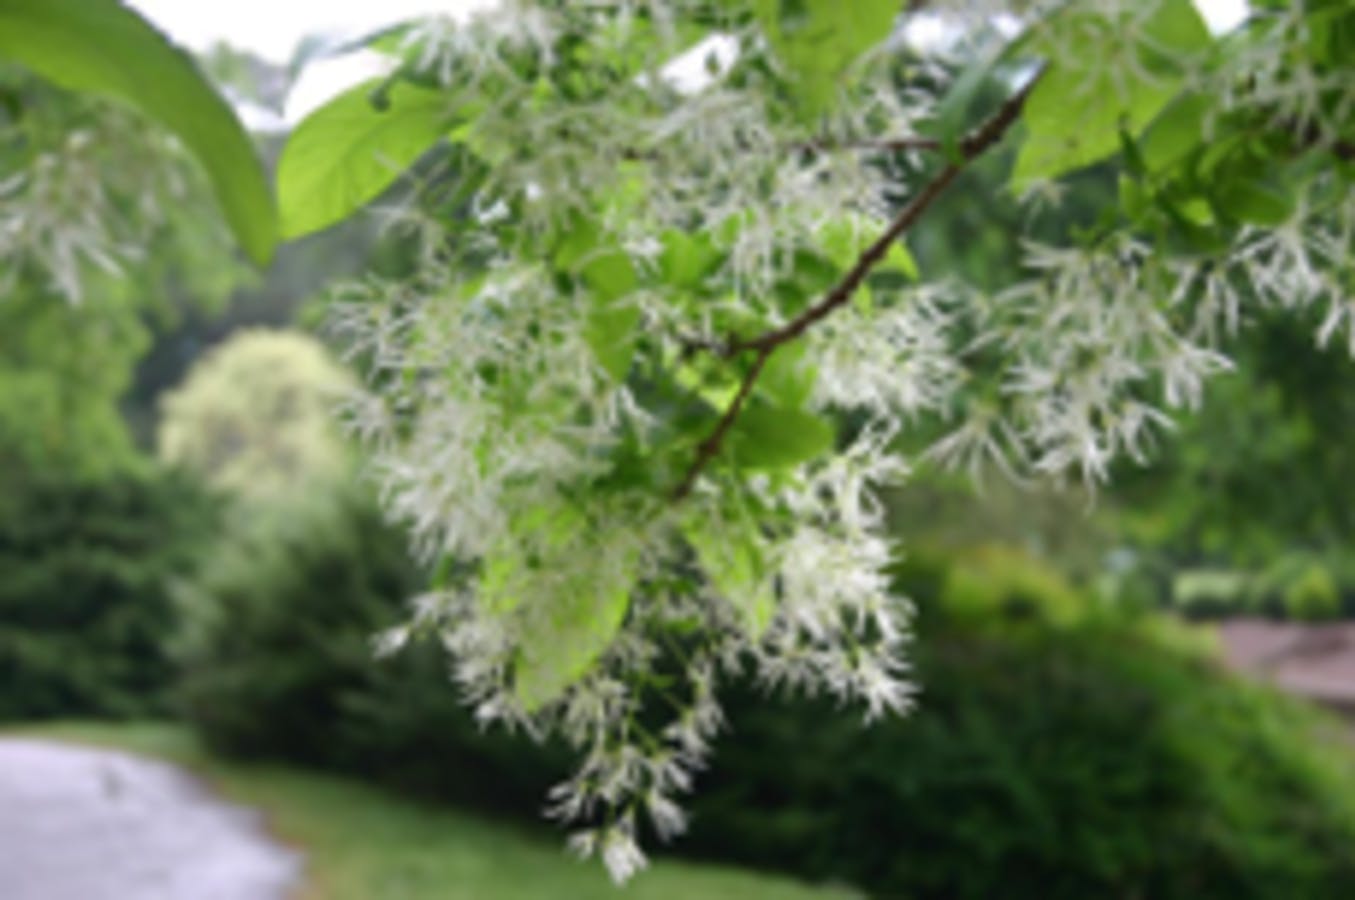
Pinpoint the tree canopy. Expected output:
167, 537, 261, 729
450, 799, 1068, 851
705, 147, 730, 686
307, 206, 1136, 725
157, 329, 357, 502
2, 0, 1353, 881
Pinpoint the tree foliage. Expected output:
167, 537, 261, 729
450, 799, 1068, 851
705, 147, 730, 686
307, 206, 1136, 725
157, 329, 356, 502
0, 0, 276, 264
3, 0, 1354, 880
0, 467, 214, 720
0, 65, 245, 478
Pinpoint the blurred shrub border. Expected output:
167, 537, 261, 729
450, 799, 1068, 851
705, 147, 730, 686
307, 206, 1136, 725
0, 465, 215, 720
172, 494, 1355, 898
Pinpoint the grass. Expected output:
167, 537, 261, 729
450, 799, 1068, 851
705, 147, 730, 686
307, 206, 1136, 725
9, 721, 859, 900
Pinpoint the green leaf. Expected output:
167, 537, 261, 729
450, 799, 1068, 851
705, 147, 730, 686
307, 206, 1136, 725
585, 301, 642, 383
672, 358, 739, 411
480, 553, 524, 616
659, 230, 722, 292
683, 519, 776, 638
931, 24, 1035, 155
1011, 0, 1211, 190
1176, 196, 1216, 226
556, 232, 642, 383
727, 400, 835, 470
484, 503, 637, 711
1140, 93, 1212, 173
514, 567, 634, 712
1118, 174, 1152, 222
0, 0, 277, 264
580, 250, 638, 302
481, 504, 590, 616
580, 250, 641, 382
819, 216, 917, 279
1136, 0, 1216, 72
278, 78, 451, 239
1213, 176, 1294, 226
759, 342, 818, 410
883, 241, 920, 281
553, 216, 601, 271
756, 0, 898, 119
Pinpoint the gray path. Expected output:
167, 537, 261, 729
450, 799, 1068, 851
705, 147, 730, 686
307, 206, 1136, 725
1218, 618, 1355, 712
0, 738, 301, 900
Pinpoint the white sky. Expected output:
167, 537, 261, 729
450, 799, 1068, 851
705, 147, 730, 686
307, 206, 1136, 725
127, 0, 497, 63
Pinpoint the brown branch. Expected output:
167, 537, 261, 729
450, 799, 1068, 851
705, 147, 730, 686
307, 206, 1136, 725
624, 135, 944, 166
670, 351, 771, 500
795, 136, 945, 155
670, 71, 1043, 501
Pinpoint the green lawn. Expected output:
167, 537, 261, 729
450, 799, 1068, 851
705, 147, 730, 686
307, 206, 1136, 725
10, 722, 859, 900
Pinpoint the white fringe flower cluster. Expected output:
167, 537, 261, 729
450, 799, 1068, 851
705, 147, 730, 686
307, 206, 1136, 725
0, 73, 207, 304
329, 0, 1354, 881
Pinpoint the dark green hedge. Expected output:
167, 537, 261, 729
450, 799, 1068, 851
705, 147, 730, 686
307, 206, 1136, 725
174, 492, 420, 761
173, 491, 567, 808
173, 498, 1355, 898
0, 467, 213, 719
689, 620, 1355, 899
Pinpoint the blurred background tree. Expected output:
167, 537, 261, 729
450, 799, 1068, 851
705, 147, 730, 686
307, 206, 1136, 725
157, 328, 356, 503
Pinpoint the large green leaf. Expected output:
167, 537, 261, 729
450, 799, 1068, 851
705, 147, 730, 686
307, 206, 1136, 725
758, 342, 818, 410
1011, 0, 1211, 190
514, 565, 634, 712
278, 78, 451, 239
0, 0, 277, 264
755, 0, 898, 118
683, 519, 777, 638
1139, 93, 1213, 174
727, 399, 835, 470
659, 230, 723, 292
574, 246, 642, 383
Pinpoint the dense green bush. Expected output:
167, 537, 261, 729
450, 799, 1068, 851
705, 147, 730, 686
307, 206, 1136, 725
174, 491, 418, 760
1139, 553, 1348, 622
173, 489, 568, 808
176, 513, 1355, 898
0, 467, 213, 719
688, 620, 1355, 899
674, 556, 1355, 897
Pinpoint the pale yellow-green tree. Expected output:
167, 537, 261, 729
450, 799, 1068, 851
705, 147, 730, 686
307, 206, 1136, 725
158, 329, 356, 502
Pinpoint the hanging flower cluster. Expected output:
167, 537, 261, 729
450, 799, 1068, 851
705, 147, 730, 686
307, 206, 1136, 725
0, 68, 220, 304
300, 0, 1355, 880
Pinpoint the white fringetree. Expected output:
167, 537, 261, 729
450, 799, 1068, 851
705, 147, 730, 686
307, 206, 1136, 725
3, 0, 1353, 882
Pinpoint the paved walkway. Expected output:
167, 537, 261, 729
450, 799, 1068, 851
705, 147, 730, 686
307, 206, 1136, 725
1217, 618, 1355, 712
0, 739, 301, 900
